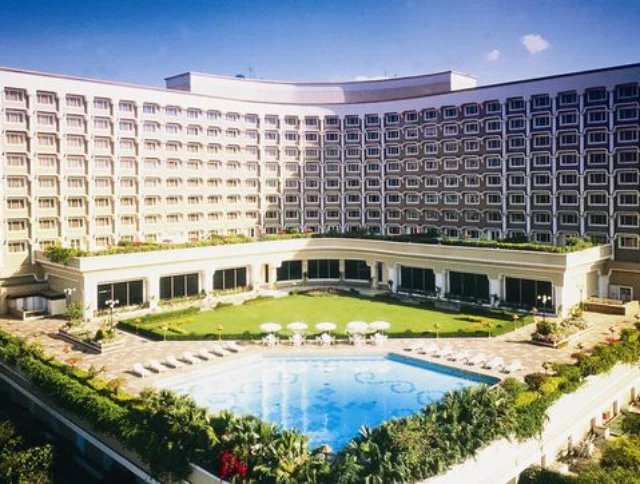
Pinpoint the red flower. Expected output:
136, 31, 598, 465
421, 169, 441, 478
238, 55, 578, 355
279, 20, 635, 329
219, 450, 248, 480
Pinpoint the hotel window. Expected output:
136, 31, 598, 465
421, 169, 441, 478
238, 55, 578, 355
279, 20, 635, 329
534, 193, 551, 205
386, 146, 400, 156
443, 124, 458, 136
345, 116, 359, 126
404, 111, 418, 123
425, 193, 439, 204
423, 109, 437, 120
534, 212, 551, 224
559, 92, 578, 106
618, 192, 639, 206
587, 87, 607, 102
559, 173, 578, 186
486, 119, 501, 132
7, 154, 27, 168
587, 172, 607, 185
533, 115, 551, 128
486, 156, 502, 168
8, 241, 27, 253
587, 152, 607, 165
619, 214, 639, 227
66, 95, 84, 108
37, 134, 55, 147
464, 158, 480, 170
560, 193, 578, 205
559, 133, 578, 146
588, 131, 608, 144
618, 128, 639, 143
508, 118, 526, 130
588, 193, 607, 205
443, 107, 457, 119
464, 122, 480, 134
617, 84, 638, 99
443, 141, 458, 153
587, 214, 607, 226
509, 174, 525, 186
509, 193, 525, 205
385, 113, 399, 125
618, 171, 638, 185
559, 112, 578, 126
485, 101, 501, 113
587, 110, 607, 123
532, 95, 551, 108
424, 176, 438, 187
119, 101, 135, 113
444, 211, 459, 222
508, 98, 525, 111
487, 175, 502, 186
559, 213, 579, 225
465, 194, 480, 205
559, 153, 578, 166
509, 212, 526, 224
464, 104, 479, 116
4, 89, 25, 102
617, 151, 638, 164
509, 156, 525, 168
532, 154, 550, 167
534, 174, 551, 186
617, 107, 638, 121
508, 137, 526, 149
619, 235, 639, 250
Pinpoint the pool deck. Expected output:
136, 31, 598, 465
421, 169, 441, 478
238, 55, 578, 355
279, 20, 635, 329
0, 311, 633, 394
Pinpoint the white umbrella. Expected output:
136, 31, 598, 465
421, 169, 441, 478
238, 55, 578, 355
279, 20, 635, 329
370, 321, 391, 332
260, 322, 282, 333
287, 322, 308, 333
346, 321, 369, 333
316, 322, 337, 332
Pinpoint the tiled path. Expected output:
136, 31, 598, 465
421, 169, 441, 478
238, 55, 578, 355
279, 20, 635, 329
0, 311, 634, 392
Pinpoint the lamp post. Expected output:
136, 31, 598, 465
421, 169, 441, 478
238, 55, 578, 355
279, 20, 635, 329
105, 299, 119, 331
537, 294, 551, 322
608, 325, 616, 343
63, 287, 76, 304
217, 324, 223, 341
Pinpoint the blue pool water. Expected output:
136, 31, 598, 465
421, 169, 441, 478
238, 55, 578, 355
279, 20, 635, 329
158, 354, 497, 450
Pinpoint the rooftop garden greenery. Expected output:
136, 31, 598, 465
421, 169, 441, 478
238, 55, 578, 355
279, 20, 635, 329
117, 291, 531, 340
2, 322, 640, 482
43, 231, 596, 264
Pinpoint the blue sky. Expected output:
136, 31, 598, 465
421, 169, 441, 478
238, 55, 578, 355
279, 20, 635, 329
0, 0, 638, 87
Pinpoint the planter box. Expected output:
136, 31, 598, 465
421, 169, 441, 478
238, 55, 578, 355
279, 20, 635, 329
584, 299, 639, 316
58, 329, 125, 354
530, 328, 588, 349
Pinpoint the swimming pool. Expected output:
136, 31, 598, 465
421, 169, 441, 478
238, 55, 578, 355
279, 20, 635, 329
157, 354, 498, 450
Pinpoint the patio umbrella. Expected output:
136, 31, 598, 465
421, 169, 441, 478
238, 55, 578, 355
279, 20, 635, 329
316, 322, 337, 332
287, 322, 308, 333
370, 320, 391, 332
260, 322, 282, 333
346, 321, 369, 333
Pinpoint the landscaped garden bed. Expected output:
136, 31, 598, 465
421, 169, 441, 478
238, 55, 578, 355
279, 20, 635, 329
530, 305, 588, 348
117, 290, 531, 341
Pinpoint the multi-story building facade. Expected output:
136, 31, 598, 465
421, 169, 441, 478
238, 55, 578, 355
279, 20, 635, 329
0, 63, 639, 314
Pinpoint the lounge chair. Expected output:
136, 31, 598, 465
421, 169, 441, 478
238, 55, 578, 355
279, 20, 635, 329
404, 341, 424, 352
502, 360, 523, 374
448, 350, 470, 362
434, 345, 453, 358
210, 346, 230, 357
181, 351, 200, 365
196, 349, 212, 361
164, 355, 185, 369
371, 333, 387, 347
349, 334, 366, 347
484, 356, 504, 370
316, 333, 335, 346
262, 334, 279, 347
147, 360, 167, 373
466, 353, 486, 366
132, 363, 152, 378
290, 334, 305, 347
419, 342, 439, 355
224, 341, 245, 353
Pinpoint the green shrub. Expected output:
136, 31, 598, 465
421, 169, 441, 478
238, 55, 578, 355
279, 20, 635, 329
599, 435, 640, 472
621, 413, 640, 436
515, 391, 539, 407
518, 465, 573, 483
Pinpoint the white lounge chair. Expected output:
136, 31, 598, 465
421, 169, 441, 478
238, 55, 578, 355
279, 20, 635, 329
371, 333, 387, 347
502, 360, 523, 374
419, 342, 439, 355
196, 349, 212, 361
349, 334, 366, 347
434, 345, 453, 358
316, 333, 335, 346
209, 346, 230, 357
181, 351, 200, 365
290, 333, 306, 347
466, 353, 486, 366
147, 360, 167, 373
404, 340, 424, 352
224, 341, 245, 353
262, 334, 279, 347
448, 350, 470, 362
132, 363, 151, 378
164, 355, 185, 369
484, 356, 504, 370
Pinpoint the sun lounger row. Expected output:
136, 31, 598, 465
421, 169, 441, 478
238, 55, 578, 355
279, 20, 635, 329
262, 332, 388, 348
131, 341, 245, 377
403, 341, 523, 374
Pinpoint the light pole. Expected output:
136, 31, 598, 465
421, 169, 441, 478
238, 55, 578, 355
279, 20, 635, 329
537, 294, 551, 322
63, 287, 76, 304
105, 299, 119, 331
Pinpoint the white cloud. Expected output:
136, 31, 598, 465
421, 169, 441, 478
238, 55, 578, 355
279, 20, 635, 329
486, 49, 501, 62
520, 34, 550, 54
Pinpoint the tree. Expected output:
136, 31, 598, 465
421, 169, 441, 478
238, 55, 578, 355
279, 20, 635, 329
0, 420, 53, 484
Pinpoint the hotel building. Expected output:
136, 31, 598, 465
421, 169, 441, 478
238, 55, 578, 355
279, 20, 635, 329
0, 63, 638, 318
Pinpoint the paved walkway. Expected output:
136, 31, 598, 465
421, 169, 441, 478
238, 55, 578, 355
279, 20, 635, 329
0, 311, 634, 392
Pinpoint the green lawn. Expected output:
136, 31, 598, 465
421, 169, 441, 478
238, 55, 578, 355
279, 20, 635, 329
124, 293, 530, 339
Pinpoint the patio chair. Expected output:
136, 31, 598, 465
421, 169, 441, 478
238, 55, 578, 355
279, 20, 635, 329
262, 334, 279, 347
290, 333, 306, 347
349, 334, 365, 347
419, 342, 439, 355
434, 345, 453, 358
132, 363, 152, 378
371, 333, 387, 347
147, 360, 167, 373
466, 353, 486, 366
181, 351, 200, 365
448, 350, 470, 362
164, 355, 185, 369
317, 333, 335, 346
209, 346, 230, 357
483, 356, 505, 370
404, 340, 424, 352
502, 360, 523, 374
196, 349, 212, 361
224, 341, 245, 353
